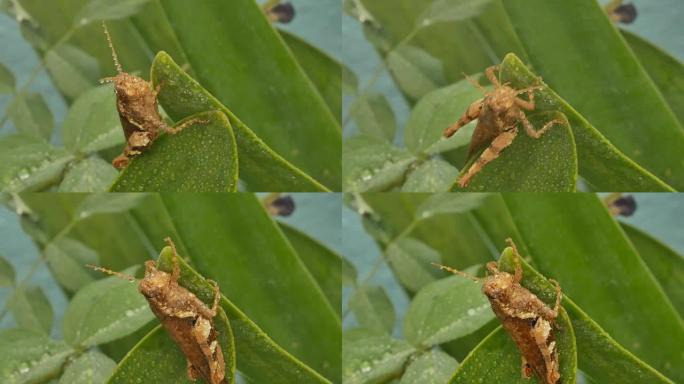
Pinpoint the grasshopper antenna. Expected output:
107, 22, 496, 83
462, 72, 487, 94
431, 263, 481, 282
86, 264, 136, 282
101, 21, 122, 74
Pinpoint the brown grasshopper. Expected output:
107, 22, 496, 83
435, 239, 562, 384
443, 65, 564, 188
101, 23, 204, 169
89, 238, 226, 384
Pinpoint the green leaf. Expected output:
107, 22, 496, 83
343, 135, 416, 191
500, 0, 684, 190
45, 44, 100, 101
342, 256, 358, 287
0, 62, 15, 94
568, 304, 674, 384
9, 286, 53, 334
59, 350, 116, 384
349, 92, 397, 141
400, 350, 458, 384
622, 31, 684, 125
8, 93, 53, 141
343, 329, 416, 384
150, 51, 328, 192
470, 194, 529, 255
281, 31, 342, 121
0, 328, 74, 384
349, 285, 395, 334
620, 223, 684, 318
63, 266, 155, 348
440, 318, 498, 363
0, 134, 73, 192
130, 0, 192, 76
403, 272, 494, 347
59, 157, 119, 192
360, 0, 525, 91
154, 245, 326, 384
457, 111, 577, 192
20, 194, 152, 272
342, 65, 359, 95
75, 0, 151, 26
362, 193, 492, 269
415, 193, 489, 219
419, 0, 494, 25
401, 159, 459, 192
75, 193, 148, 219
158, 0, 341, 190
0, 255, 16, 287
502, 194, 684, 381
158, 194, 340, 381
279, 223, 342, 316
387, 45, 445, 102
497, 247, 673, 384
109, 111, 239, 192
44, 237, 97, 294
386, 237, 441, 292
496, 54, 671, 191
62, 86, 123, 155
19, 0, 152, 77
403, 78, 483, 155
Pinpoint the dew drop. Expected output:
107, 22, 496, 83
360, 170, 373, 182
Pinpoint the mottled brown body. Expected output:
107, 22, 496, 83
89, 238, 226, 384
101, 23, 202, 169
436, 239, 562, 384
443, 66, 564, 188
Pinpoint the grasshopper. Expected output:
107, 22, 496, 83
435, 239, 563, 384
89, 238, 226, 384
443, 66, 564, 188
100, 23, 204, 169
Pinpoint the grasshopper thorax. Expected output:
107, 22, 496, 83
481, 271, 516, 300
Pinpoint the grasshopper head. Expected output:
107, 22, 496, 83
482, 271, 515, 300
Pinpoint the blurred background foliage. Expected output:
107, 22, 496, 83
0, 192, 342, 383
342, 0, 684, 192
341, 193, 684, 383
0, 0, 342, 192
